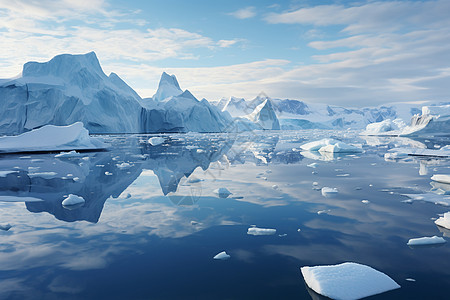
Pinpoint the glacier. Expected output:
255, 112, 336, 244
0, 52, 233, 135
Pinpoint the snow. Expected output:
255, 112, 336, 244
435, 212, 450, 230
214, 188, 232, 198
0, 122, 107, 153
301, 139, 362, 153
213, 251, 230, 260
61, 194, 85, 206
247, 227, 276, 236
431, 174, 450, 184
301, 262, 400, 300
407, 236, 446, 246
148, 137, 165, 146
321, 187, 339, 197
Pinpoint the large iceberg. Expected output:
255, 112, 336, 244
0, 122, 106, 153
301, 262, 400, 300
0, 52, 233, 135
242, 99, 280, 130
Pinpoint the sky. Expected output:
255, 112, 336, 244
0, 0, 450, 107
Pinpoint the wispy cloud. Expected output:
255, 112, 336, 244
228, 6, 257, 19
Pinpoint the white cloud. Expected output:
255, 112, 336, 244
228, 6, 257, 19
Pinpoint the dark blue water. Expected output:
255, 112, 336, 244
0, 130, 449, 299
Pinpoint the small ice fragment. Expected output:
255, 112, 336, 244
369, 184, 373, 187
312, 171, 318, 175
401, 199, 413, 204
297, 228, 301, 232
431, 174, 450, 184
0, 223, 12, 231
321, 187, 338, 197
148, 137, 165, 146
407, 236, 446, 246
279, 233, 287, 237
362, 200, 370, 204
312, 182, 319, 186
31, 159, 44, 162
307, 163, 317, 168
272, 185, 279, 190
73, 177, 80, 182
187, 177, 202, 183
336, 174, 350, 177
355, 187, 362, 190
105, 172, 113, 176
196, 149, 205, 153
116, 162, 131, 169
435, 211, 450, 230
405, 278, 416, 282
247, 227, 276, 236
213, 251, 230, 260
262, 176, 268, 180
301, 262, 400, 300
214, 188, 232, 198
185, 145, 197, 150
55, 150, 81, 158
62, 194, 85, 206
190, 221, 199, 226
317, 209, 331, 215
82, 156, 90, 161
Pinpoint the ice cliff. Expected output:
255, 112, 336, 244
0, 52, 232, 135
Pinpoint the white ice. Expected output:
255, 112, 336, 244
407, 236, 446, 246
435, 212, 450, 230
431, 174, 450, 184
301, 138, 362, 153
55, 150, 81, 158
321, 187, 339, 197
62, 194, 85, 206
247, 227, 276, 236
0, 122, 106, 153
301, 262, 400, 300
213, 251, 230, 260
148, 137, 165, 146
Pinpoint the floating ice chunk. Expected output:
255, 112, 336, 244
0, 122, 106, 153
307, 163, 317, 168
317, 209, 331, 215
55, 150, 81, 158
0, 223, 12, 231
196, 148, 205, 153
405, 278, 416, 282
213, 251, 230, 260
62, 194, 85, 206
247, 227, 276, 236
362, 200, 370, 204
431, 174, 450, 184
28, 172, 58, 179
185, 145, 197, 150
148, 137, 165, 146
105, 172, 113, 176
301, 262, 400, 300
435, 212, 450, 230
214, 188, 232, 198
407, 236, 446, 246
0, 170, 18, 177
272, 185, 279, 190
300, 139, 340, 151
116, 162, 132, 169
321, 187, 338, 197
279, 233, 287, 237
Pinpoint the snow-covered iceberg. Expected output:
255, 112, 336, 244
300, 138, 362, 153
301, 262, 400, 300
407, 236, 446, 246
0, 122, 106, 153
435, 212, 450, 230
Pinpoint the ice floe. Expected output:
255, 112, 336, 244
247, 227, 276, 236
62, 194, 85, 207
407, 236, 446, 246
401, 193, 450, 206
435, 212, 450, 230
213, 251, 230, 260
148, 137, 165, 146
301, 138, 362, 153
431, 174, 450, 184
321, 187, 339, 197
301, 262, 400, 300
0, 122, 107, 153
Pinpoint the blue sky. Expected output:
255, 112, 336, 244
1, 0, 449, 106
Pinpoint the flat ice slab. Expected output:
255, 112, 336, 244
301, 139, 362, 153
407, 236, 446, 246
247, 227, 276, 236
435, 212, 450, 230
148, 137, 165, 146
0, 122, 106, 153
62, 194, 85, 206
213, 251, 230, 260
301, 262, 400, 300
431, 174, 450, 184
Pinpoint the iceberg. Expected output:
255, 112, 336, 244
360, 119, 405, 135
301, 139, 362, 153
61, 194, 85, 207
242, 99, 280, 130
301, 262, 400, 300
407, 236, 446, 246
435, 212, 450, 230
0, 122, 106, 153
148, 137, 165, 146
247, 227, 276, 236
431, 174, 450, 184
213, 251, 230, 260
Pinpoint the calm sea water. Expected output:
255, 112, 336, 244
0, 130, 449, 299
